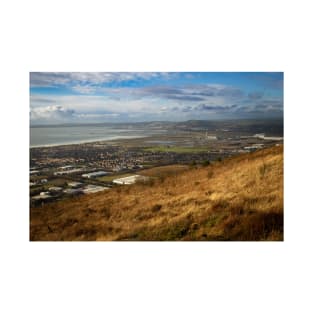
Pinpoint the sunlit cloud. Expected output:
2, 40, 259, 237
30, 72, 283, 124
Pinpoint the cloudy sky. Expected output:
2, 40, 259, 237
30, 72, 283, 124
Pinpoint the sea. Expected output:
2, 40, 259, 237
30, 125, 166, 148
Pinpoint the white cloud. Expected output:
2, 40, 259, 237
30, 105, 123, 124
30, 105, 76, 123
30, 94, 164, 114
71, 84, 97, 94
104, 84, 245, 103
30, 72, 177, 92
77, 113, 120, 119
29, 78, 283, 123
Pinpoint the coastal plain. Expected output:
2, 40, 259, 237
30, 119, 283, 240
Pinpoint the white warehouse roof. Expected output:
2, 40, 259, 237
83, 185, 110, 194
113, 175, 148, 185
54, 169, 84, 175
68, 181, 83, 188
82, 171, 109, 178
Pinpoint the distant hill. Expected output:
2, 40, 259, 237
30, 118, 283, 136
30, 145, 283, 241
173, 119, 283, 135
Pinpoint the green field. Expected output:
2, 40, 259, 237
144, 146, 209, 153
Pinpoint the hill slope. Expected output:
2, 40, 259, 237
30, 145, 283, 241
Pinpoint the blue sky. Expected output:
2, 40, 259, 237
30, 72, 283, 124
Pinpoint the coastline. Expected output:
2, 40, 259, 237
29, 134, 149, 149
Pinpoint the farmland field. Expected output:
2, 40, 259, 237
144, 146, 209, 153
137, 164, 189, 177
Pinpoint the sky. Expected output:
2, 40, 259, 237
30, 72, 283, 124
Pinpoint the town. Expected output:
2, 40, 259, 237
30, 120, 283, 206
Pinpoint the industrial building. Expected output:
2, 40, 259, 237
54, 168, 84, 176
82, 171, 109, 179
244, 143, 265, 151
262, 136, 283, 141
113, 175, 148, 185
253, 133, 266, 138
59, 165, 74, 170
32, 194, 50, 200
205, 132, 217, 140
83, 185, 110, 194
253, 133, 283, 141
63, 188, 83, 195
40, 191, 50, 196
31, 193, 54, 203
48, 186, 63, 192
68, 181, 83, 188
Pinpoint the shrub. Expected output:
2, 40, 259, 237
202, 160, 211, 166
259, 161, 268, 178
211, 199, 228, 211
230, 206, 244, 215
63, 218, 78, 227
158, 176, 165, 184
101, 207, 111, 218
207, 168, 214, 179
151, 204, 162, 212
189, 160, 197, 167
190, 223, 200, 230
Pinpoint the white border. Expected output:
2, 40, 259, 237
1, 1, 312, 312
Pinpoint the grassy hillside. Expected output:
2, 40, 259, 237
30, 145, 283, 241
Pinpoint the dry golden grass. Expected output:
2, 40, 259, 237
30, 145, 283, 241
137, 164, 189, 177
